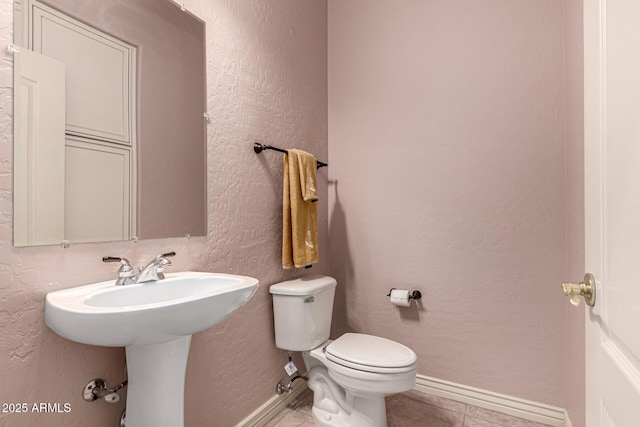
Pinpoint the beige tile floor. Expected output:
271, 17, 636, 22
265, 389, 554, 427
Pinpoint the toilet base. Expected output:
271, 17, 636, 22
307, 366, 352, 427
310, 389, 388, 427
349, 393, 387, 427
306, 365, 389, 427
312, 405, 350, 427
302, 339, 415, 427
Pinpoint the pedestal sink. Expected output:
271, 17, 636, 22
45, 272, 259, 427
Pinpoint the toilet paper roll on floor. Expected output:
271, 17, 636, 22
389, 289, 412, 307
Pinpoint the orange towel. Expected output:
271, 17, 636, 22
282, 149, 319, 269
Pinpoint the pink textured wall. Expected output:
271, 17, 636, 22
0, 1, 327, 426
328, 0, 571, 407
2, 0, 585, 424
563, 0, 586, 424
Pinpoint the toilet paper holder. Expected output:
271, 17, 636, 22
386, 288, 422, 300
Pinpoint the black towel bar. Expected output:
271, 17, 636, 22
253, 143, 328, 169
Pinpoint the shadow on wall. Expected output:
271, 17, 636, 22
328, 180, 357, 337
329, 180, 426, 336
254, 146, 286, 205
399, 296, 425, 323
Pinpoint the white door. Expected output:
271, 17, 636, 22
584, 0, 640, 425
13, 49, 66, 246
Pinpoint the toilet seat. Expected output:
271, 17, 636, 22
325, 333, 417, 374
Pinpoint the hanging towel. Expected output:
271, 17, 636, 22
282, 149, 319, 269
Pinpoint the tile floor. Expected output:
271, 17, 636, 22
265, 389, 554, 427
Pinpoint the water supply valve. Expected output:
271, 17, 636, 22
82, 378, 128, 404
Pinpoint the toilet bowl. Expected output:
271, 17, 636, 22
304, 334, 417, 427
270, 276, 417, 427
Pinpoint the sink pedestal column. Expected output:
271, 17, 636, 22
125, 335, 192, 427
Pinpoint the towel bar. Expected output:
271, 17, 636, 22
253, 142, 328, 169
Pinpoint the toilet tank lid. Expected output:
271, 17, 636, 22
269, 275, 337, 296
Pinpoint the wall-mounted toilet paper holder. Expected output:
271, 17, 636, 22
386, 288, 422, 300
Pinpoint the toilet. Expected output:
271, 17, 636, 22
270, 275, 417, 427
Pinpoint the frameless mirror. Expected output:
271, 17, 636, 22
13, 0, 207, 247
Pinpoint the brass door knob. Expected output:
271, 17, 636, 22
561, 273, 596, 307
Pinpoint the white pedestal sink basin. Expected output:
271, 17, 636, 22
45, 272, 259, 427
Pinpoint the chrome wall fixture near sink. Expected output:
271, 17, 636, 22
45, 265, 259, 427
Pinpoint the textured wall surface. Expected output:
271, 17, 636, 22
563, 0, 586, 424
0, 0, 328, 426
328, 0, 570, 407
1, 0, 586, 424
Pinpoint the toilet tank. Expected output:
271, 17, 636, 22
269, 275, 337, 351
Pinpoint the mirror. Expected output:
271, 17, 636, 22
13, 0, 207, 246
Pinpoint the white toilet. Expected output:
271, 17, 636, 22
270, 275, 417, 427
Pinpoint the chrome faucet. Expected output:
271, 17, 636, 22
103, 251, 176, 285
102, 256, 135, 286
135, 251, 176, 283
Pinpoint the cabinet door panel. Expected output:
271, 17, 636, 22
31, 0, 135, 145
65, 139, 132, 243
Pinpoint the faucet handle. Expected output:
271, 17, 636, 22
154, 251, 176, 280
103, 256, 133, 271
102, 256, 134, 285
155, 251, 176, 267
103, 256, 129, 264
158, 251, 176, 259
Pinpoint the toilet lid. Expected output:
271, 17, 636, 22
325, 333, 417, 373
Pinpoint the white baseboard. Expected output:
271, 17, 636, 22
564, 410, 573, 427
236, 374, 569, 427
414, 374, 567, 427
236, 383, 309, 427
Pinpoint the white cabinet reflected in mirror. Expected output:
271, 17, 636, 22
13, 0, 207, 247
